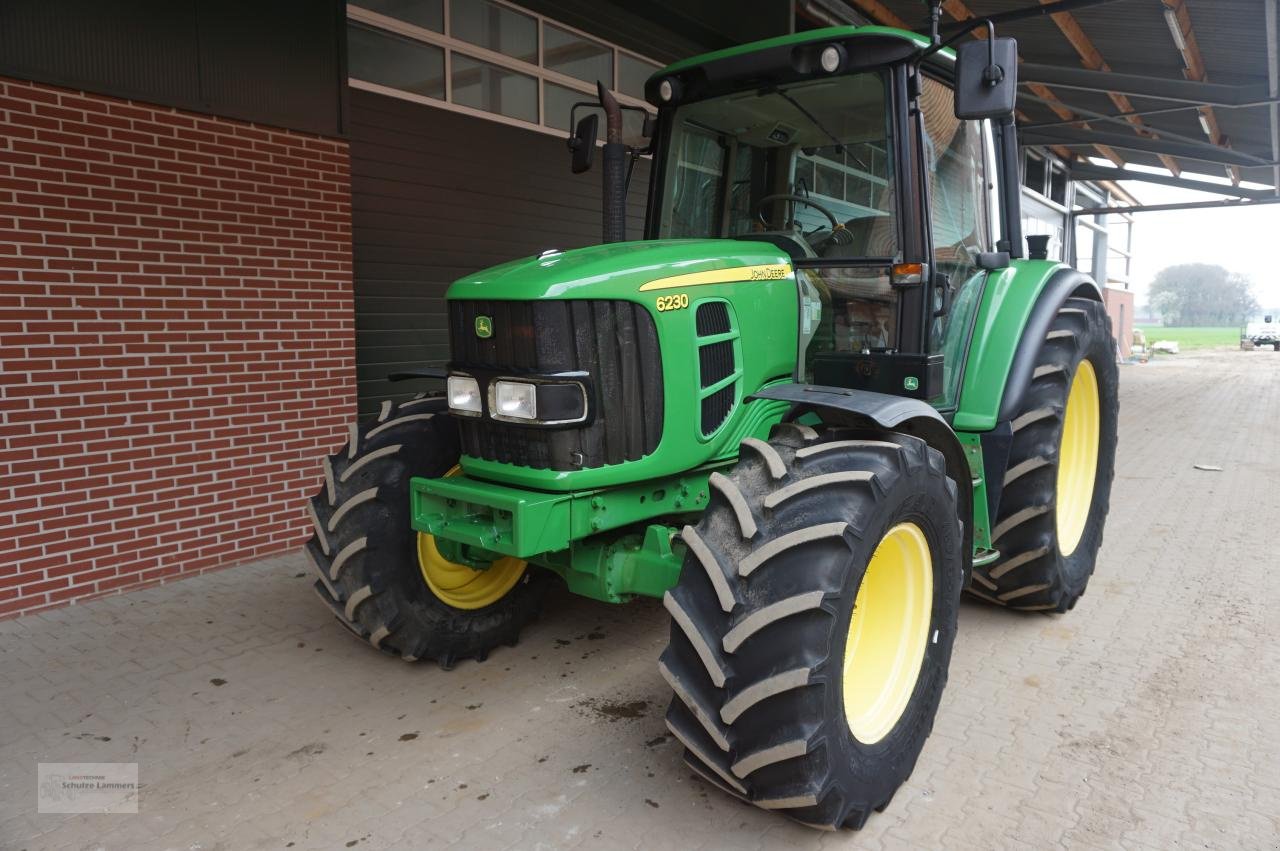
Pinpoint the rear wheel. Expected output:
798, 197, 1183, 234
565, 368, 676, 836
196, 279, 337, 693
970, 296, 1118, 612
304, 397, 549, 668
660, 424, 963, 829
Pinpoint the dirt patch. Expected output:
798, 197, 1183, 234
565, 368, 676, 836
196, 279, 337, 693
575, 698, 650, 721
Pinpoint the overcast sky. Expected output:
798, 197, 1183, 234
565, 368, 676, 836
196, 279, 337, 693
1113, 177, 1280, 313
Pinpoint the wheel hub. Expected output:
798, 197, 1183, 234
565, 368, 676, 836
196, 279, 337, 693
416, 466, 527, 609
842, 522, 933, 745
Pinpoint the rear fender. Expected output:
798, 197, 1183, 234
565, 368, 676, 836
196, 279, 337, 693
953, 262, 1102, 432
750, 383, 973, 574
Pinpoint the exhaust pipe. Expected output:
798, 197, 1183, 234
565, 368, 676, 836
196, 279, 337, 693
598, 82, 627, 244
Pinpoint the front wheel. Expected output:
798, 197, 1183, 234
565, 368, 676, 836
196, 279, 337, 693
304, 396, 549, 668
660, 424, 963, 829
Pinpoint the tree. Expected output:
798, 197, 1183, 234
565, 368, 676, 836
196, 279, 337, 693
1147, 263, 1259, 326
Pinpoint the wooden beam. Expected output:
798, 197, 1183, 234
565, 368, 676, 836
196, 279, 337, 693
844, 0, 909, 28
941, 0, 1124, 167
1038, 0, 1182, 175
1162, 0, 1239, 183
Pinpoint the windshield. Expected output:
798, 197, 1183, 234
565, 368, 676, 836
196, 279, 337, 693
654, 72, 897, 260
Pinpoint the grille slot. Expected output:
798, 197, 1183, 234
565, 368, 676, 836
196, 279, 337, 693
696, 300, 739, 437
701, 385, 736, 436
448, 299, 663, 471
698, 341, 735, 388
695, 301, 732, 336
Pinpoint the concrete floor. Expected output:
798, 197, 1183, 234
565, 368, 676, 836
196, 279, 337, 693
3, 348, 1279, 850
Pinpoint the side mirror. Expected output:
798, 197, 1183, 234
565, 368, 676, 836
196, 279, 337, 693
568, 113, 598, 174
954, 37, 1018, 120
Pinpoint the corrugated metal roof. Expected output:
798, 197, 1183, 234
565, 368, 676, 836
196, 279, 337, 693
845, 0, 1278, 193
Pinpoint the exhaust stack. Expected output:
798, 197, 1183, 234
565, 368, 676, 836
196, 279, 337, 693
598, 82, 627, 244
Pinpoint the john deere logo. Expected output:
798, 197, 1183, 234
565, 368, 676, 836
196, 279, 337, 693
903, 376, 919, 391
475, 316, 493, 338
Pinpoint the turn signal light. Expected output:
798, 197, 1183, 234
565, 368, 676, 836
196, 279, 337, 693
891, 262, 927, 285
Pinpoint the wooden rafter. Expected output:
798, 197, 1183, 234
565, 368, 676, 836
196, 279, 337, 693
1038, 0, 1182, 176
846, 0, 1117, 165
845, 0, 910, 27
1162, 0, 1240, 183
939, 0, 1125, 167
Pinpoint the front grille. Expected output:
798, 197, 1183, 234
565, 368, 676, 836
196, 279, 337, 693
448, 299, 663, 471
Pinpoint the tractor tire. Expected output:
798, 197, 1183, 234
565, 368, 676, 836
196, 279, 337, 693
659, 424, 963, 830
971, 296, 1118, 612
305, 396, 549, 668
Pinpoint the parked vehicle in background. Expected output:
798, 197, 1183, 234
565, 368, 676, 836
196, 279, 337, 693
1244, 315, 1279, 351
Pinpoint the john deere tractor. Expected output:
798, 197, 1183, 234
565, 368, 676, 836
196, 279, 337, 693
305, 18, 1118, 830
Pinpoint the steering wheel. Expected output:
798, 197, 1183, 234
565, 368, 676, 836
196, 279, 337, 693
755, 193, 840, 231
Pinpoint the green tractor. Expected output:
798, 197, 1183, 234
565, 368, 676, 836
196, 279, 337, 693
306, 18, 1118, 830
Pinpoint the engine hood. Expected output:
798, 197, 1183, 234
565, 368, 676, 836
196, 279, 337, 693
445, 239, 792, 302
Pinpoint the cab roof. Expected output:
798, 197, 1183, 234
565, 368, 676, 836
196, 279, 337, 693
645, 25, 953, 107
651, 25, 942, 80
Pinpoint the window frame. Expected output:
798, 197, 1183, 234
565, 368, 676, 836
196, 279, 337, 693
912, 71, 998, 410
347, 0, 660, 139
644, 68, 904, 258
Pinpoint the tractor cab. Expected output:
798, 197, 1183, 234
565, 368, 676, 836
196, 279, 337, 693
619, 26, 1022, 408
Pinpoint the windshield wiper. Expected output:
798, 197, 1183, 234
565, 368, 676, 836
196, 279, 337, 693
770, 86, 870, 172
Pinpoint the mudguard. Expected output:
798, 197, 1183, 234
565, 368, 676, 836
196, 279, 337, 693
996, 268, 1103, 421
750, 383, 973, 572
953, 262, 1103, 432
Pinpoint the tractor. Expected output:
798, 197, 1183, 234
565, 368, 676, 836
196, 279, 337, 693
305, 16, 1118, 831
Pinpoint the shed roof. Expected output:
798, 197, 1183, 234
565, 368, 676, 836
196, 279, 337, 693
832, 0, 1279, 196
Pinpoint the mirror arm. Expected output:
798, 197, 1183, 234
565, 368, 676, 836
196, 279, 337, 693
566, 100, 598, 153
917, 17, 997, 65
981, 22, 1003, 86
567, 99, 655, 156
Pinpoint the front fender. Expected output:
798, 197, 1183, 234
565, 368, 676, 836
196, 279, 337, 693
750, 383, 973, 573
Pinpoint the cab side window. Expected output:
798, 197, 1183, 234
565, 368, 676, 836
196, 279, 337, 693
919, 75, 992, 407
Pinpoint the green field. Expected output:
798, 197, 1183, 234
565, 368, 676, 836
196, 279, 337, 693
1136, 326, 1239, 351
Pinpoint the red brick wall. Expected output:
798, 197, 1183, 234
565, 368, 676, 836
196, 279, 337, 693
0, 77, 355, 618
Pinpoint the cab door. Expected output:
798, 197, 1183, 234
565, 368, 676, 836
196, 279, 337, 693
917, 74, 996, 410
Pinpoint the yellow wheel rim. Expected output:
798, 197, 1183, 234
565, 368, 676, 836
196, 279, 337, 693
1055, 359, 1100, 557
416, 466, 528, 610
842, 522, 933, 745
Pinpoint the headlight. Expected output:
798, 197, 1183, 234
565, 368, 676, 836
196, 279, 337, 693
485, 378, 588, 425
447, 375, 482, 414
493, 380, 538, 421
